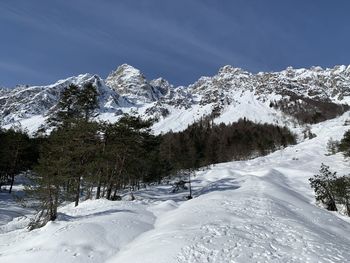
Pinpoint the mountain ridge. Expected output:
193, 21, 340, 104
1, 64, 349, 134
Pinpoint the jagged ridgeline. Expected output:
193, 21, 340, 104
0, 64, 350, 133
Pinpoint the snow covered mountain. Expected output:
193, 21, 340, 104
1, 64, 350, 134
1, 65, 350, 262
105, 64, 172, 104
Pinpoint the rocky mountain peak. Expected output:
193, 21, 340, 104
218, 65, 245, 75
105, 64, 147, 93
105, 64, 172, 103
149, 78, 172, 96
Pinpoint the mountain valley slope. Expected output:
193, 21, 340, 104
0, 112, 350, 263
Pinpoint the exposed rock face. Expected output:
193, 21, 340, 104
105, 64, 170, 103
1, 64, 350, 133
185, 65, 350, 122
190, 65, 350, 105
254, 65, 350, 102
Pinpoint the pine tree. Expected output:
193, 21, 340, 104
49, 84, 80, 127
100, 114, 156, 199
309, 164, 338, 211
77, 83, 99, 121
25, 82, 101, 228
339, 130, 350, 157
48, 83, 99, 128
67, 121, 101, 206
333, 176, 350, 216
25, 128, 71, 229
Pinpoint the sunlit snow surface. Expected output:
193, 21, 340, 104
1, 113, 350, 262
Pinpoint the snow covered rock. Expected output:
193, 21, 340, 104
1, 64, 350, 134
105, 64, 170, 103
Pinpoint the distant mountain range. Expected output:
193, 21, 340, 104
1, 64, 349, 134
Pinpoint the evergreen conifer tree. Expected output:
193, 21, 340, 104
309, 164, 338, 211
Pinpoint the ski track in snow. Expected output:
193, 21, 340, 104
1, 113, 350, 262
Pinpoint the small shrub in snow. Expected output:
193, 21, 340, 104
310, 164, 350, 216
110, 195, 122, 201
326, 137, 340, 155
171, 180, 188, 193
343, 119, 350, 126
303, 126, 316, 140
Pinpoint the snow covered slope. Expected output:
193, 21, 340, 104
0, 74, 127, 132
1, 112, 350, 262
1, 64, 350, 134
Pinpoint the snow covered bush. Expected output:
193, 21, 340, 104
310, 164, 350, 216
326, 137, 340, 155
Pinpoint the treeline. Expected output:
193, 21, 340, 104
0, 83, 297, 229
270, 91, 349, 124
160, 118, 296, 172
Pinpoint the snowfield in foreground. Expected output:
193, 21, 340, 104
1, 113, 350, 262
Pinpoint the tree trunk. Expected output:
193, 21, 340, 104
51, 187, 59, 221
101, 184, 106, 198
96, 171, 102, 199
188, 171, 192, 198
326, 195, 337, 211
8, 173, 15, 194
9, 141, 20, 194
106, 182, 113, 200
346, 200, 350, 216
86, 185, 93, 200
74, 176, 81, 207
112, 187, 118, 200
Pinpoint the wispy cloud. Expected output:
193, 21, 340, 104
0, 61, 53, 85
0, 0, 349, 86
0, 0, 260, 70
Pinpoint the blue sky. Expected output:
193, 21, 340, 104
0, 0, 349, 87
